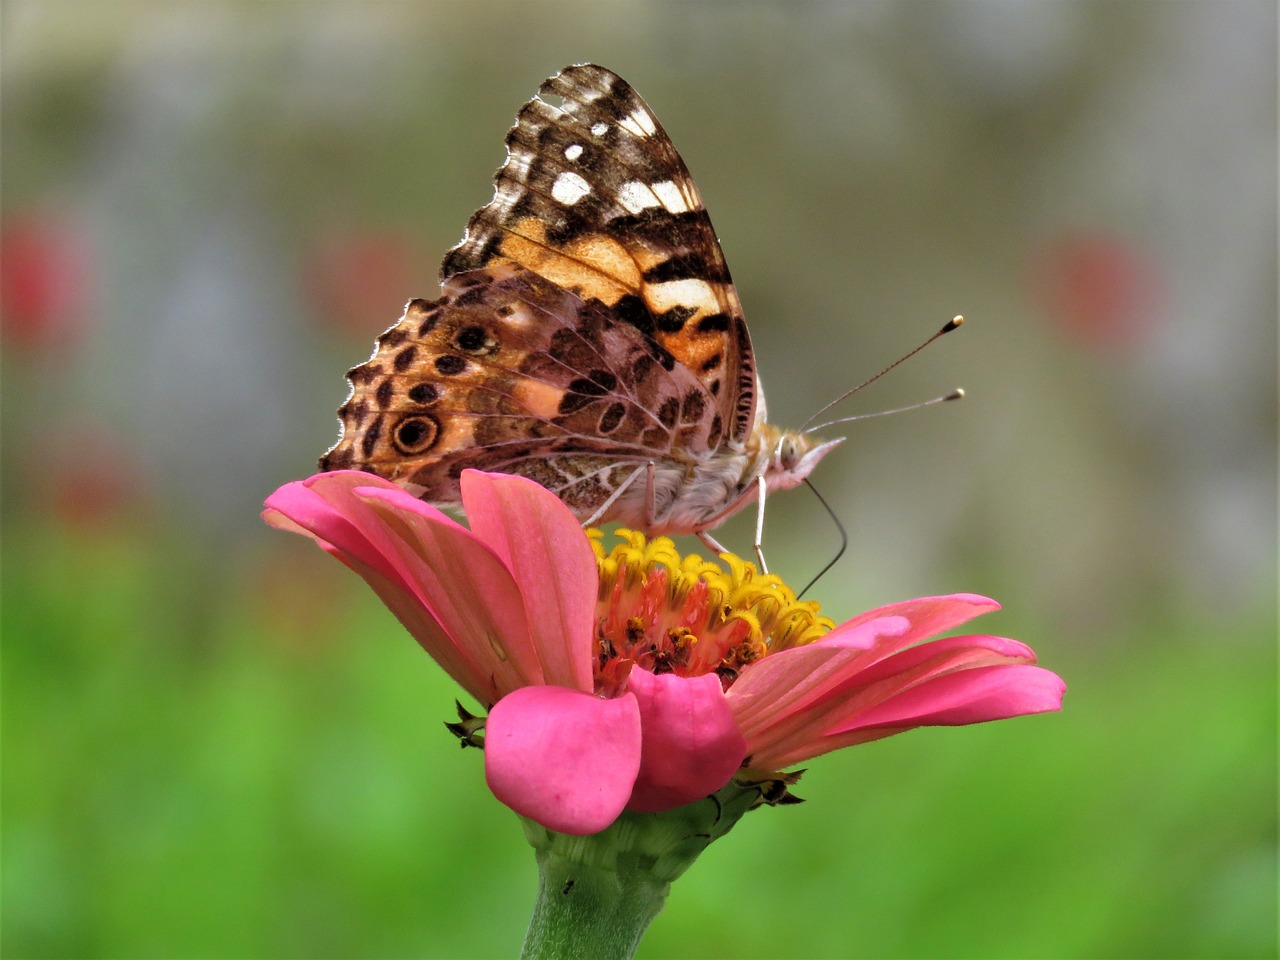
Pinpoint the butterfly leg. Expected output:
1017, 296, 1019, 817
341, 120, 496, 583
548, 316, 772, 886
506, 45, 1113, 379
697, 529, 729, 557
693, 475, 768, 565
752, 474, 769, 574
580, 463, 648, 528
642, 461, 659, 530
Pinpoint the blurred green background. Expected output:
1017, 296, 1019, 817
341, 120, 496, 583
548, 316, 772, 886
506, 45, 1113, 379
3, 2, 1275, 958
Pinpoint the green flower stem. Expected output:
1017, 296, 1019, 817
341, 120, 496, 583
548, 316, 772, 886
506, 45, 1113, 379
518, 780, 764, 960
520, 840, 668, 960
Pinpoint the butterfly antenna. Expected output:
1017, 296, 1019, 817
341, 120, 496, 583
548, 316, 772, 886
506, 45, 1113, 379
799, 316, 965, 432
797, 479, 847, 599
806, 388, 964, 434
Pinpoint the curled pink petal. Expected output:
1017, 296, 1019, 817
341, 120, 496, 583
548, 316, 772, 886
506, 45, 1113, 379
730, 597, 1005, 741
821, 594, 1001, 656
352, 485, 551, 700
264, 472, 542, 705
727, 616, 912, 735
485, 686, 642, 835
460, 470, 596, 693
813, 615, 913, 653
837, 663, 1067, 732
263, 472, 407, 583
777, 634, 1045, 740
624, 668, 748, 813
729, 597, 1065, 772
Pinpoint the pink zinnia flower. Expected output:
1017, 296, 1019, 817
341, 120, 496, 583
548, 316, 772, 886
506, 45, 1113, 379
264, 469, 1065, 835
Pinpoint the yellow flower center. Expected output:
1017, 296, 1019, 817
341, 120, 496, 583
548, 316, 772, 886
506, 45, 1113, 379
588, 529, 835, 697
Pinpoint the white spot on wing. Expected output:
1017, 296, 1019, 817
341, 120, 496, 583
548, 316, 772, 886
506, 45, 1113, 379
617, 108, 657, 137
590, 122, 609, 137
617, 181, 661, 214
551, 171, 592, 206
648, 278, 719, 314
505, 301, 539, 330
652, 180, 692, 213
564, 143, 584, 161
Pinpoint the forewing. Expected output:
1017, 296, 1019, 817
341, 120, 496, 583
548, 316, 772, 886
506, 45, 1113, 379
441, 63, 757, 444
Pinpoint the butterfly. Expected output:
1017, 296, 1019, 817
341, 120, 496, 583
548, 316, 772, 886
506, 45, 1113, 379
320, 64, 842, 555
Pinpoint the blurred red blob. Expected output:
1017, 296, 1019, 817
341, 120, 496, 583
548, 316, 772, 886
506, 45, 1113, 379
28, 423, 149, 533
1029, 230, 1162, 352
1, 211, 91, 351
303, 230, 424, 339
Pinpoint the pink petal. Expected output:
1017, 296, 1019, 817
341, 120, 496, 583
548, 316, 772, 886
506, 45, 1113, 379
730, 595, 1004, 740
727, 616, 910, 735
353, 485, 548, 698
460, 470, 596, 693
485, 686, 642, 836
623, 668, 748, 813
263, 473, 405, 582
847, 633, 1039, 689
819, 594, 1001, 655
265, 472, 539, 705
782, 634, 1044, 739
727, 596, 1055, 772
743, 640, 1065, 770
760, 637, 1060, 765
836, 663, 1067, 732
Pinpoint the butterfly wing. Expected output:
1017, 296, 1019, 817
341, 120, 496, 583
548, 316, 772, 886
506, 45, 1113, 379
441, 63, 758, 444
319, 263, 724, 518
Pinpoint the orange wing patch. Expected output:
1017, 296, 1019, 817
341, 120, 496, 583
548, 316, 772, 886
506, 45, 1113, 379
440, 64, 757, 442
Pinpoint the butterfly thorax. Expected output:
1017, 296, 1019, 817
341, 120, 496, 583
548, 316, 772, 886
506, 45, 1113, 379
619, 416, 843, 537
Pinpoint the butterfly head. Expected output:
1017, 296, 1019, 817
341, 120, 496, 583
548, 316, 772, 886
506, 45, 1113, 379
762, 427, 844, 493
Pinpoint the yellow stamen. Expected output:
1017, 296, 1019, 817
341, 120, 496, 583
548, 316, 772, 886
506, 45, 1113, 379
588, 528, 835, 694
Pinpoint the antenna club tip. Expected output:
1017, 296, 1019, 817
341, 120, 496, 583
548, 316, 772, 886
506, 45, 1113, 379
942, 315, 965, 333
945, 387, 965, 401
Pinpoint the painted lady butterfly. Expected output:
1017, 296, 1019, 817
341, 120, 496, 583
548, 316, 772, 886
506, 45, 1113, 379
320, 64, 842, 554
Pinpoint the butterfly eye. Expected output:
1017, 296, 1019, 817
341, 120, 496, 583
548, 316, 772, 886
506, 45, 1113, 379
778, 435, 801, 470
